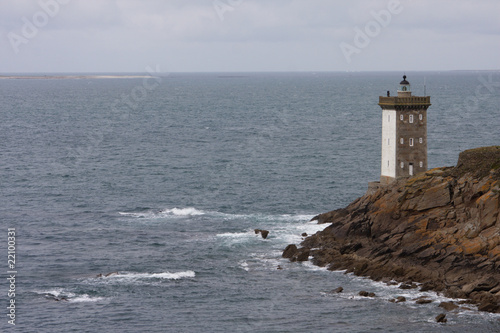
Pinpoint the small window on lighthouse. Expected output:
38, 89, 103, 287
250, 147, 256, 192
419, 138, 423, 144
388, 115, 391, 122
400, 115, 404, 121
419, 114, 423, 121
409, 115, 414, 123
400, 138, 404, 144
409, 138, 414, 147
400, 162, 404, 169
420, 161, 423, 168
388, 139, 390, 145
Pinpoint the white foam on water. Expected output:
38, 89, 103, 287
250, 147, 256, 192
118, 211, 154, 218
70, 295, 106, 303
277, 214, 316, 222
36, 289, 105, 303
239, 260, 250, 272
264, 221, 331, 246
96, 270, 196, 283
118, 207, 206, 220
160, 207, 206, 216
216, 232, 251, 239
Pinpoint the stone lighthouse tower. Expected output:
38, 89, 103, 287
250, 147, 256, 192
378, 75, 431, 184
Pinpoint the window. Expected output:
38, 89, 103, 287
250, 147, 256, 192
388, 139, 390, 145
400, 162, 404, 169
419, 114, 423, 121
388, 115, 391, 122
419, 138, 423, 144
400, 115, 404, 121
387, 161, 390, 167
409, 115, 414, 123
419, 161, 423, 168
400, 138, 404, 144
409, 138, 414, 147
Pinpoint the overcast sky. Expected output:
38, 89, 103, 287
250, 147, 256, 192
1, 0, 499, 73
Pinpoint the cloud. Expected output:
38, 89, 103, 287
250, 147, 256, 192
0, 0, 498, 72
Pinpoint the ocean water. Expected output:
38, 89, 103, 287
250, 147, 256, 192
1, 71, 499, 332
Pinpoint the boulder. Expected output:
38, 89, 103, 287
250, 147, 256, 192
295, 248, 310, 262
478, 301, 500, 313
282, 244, 298, 258
359, 291, 375, 297
415, 297, 432, 305
438, 302, 459, 311
435, 313, 447, 323
395, 296, 406, 303
254, 229, 269, 239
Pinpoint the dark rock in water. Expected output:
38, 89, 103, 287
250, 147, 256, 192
282, 244, 298, 258
302, 233, 308, 237
435, 313, 447, 323
395, 296, 406, 303
439, 302, 459, 311
254, 229, 269, 239
419, 282, 436, 292
289, 146, 500, 313
331, 287, 343, 293
295, 248, 310, 262
415, 296, 432, 305
359, 291, 375, 297
478, 301, 500, 313
282, 245, 309, 261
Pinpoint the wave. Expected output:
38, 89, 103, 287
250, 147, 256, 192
118, 207, 206, 219
118, 206, 314, 222
161, 207, 206, 216
93, 270, 196, 284
36, 289, 105, 303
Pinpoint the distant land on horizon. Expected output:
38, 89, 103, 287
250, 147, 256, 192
1, 69, 499, 79
0, 75, 155, 80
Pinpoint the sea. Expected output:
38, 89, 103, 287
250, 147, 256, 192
1, 71, 499, 332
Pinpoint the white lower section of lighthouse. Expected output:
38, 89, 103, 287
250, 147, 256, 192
381, 109, 397, 179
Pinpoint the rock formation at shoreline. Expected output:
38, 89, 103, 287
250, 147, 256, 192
285, 146, 500, 313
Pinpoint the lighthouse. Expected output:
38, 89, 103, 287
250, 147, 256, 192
378, 75, 431, 184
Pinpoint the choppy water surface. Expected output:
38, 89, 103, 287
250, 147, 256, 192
1, 71, 499, 332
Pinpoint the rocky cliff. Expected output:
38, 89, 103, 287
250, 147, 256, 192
286, 146, 500, 313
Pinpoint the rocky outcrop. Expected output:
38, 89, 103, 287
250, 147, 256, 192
255, 229, 269, 239
287, 146, 500, 312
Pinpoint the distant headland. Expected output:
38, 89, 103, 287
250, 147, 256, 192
0, 75, 156, 80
